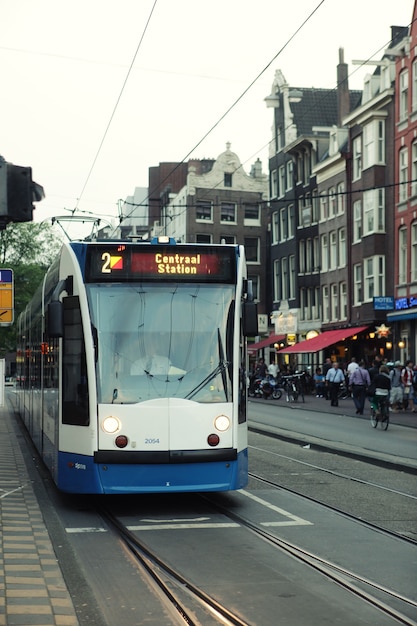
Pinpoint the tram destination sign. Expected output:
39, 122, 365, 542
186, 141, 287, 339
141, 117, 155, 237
85, 244, 236, 283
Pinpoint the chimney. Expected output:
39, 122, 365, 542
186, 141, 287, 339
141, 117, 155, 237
337, 48, 350, 126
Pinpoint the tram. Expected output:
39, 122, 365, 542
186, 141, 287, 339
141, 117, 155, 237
16, 237, 257, 494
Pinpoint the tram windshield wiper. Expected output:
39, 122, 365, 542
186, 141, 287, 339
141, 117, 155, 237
185, 329, 229, 401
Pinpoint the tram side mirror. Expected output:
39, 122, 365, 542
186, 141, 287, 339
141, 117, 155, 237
243, 301, 258, 337
47, 300, 64, 338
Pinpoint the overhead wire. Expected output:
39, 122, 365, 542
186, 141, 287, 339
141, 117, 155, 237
118, 11, 414, 234
72, 0, 159, 214
113, 0, 328, 232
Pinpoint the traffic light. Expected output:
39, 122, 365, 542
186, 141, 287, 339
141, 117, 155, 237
0, 156, 45, 228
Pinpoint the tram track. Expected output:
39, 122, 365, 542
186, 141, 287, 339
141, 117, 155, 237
96, 504, 249, 626
248, 443, 417, 545
202, 492, 417, 626
96, 490, 417, 626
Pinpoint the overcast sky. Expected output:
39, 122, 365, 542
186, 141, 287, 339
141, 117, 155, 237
1, 0, 414, 239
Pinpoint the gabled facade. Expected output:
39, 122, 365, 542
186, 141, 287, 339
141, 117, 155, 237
387, 2, 417, 362
159, 144, 269, 314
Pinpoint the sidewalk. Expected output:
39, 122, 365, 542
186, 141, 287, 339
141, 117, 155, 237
0, 402, 79, 626
253, 392, 417, 428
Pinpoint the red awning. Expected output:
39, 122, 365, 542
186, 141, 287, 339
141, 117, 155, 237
248, 334, 286, 353
278, 326, 369, 354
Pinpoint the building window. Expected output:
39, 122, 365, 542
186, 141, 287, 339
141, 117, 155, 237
412, 142, 417, 198
353, 136, 362, 181
244, 237, 259, 263
220, 235, 235, 244
364, 256, 385, 300
313, 236, 319, 271
224, 173, 232, 187
353, 264, 362, 305
399, 226, 407, 284
281, 257, 288, 300
306, 238, 312, 273
399, 69, 409, 122
289, 255, 295, 300
319, 192, 327, 221
330, 231, 337, 269
220, 202, 236, 223
322, 285, 329, 322
411, 222, 417, 282
363, 120, 385, 168
299, 240, 305, 274
274, 259, 280, 301
196, 200, 212, 221
196, 233, 212, 244
353, 200, 362, 242
288, 205, 295, 238
279, 207, 288, 241
337, 182, 345, 215
363, 189, 385, 235
312, 189, 319, 222
331, 284, 338, 321
321, 234, 328, 272
271, 170, 278, 198
276, 125, 283, 152
278, 165, 286, 197
272, 211, 279, 244
244, 203, 260, 224
314, 285, 320, 320
338, 228, 346, 267
340, 282, 347, 320
300, 287, 306, 321
329, 187, 336, 217
399, 147, 408, 203
286, 160, 293, 190
413, 61, 417, 112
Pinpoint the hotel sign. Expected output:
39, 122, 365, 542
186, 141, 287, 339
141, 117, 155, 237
373, 296, 394, 311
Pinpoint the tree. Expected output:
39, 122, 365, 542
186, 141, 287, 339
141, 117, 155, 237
0, 221, 63, 358
0, 221, 61, 265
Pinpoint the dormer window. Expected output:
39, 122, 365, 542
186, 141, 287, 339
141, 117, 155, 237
224, 173, 232, 187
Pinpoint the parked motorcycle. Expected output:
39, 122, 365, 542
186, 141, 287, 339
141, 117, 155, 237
248, 375, 283, 400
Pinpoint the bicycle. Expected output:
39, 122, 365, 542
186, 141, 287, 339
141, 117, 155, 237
281, 373, 305, 403
370, 389, 390, 430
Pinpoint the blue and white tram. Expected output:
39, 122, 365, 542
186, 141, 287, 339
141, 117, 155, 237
16, 238, 257, 494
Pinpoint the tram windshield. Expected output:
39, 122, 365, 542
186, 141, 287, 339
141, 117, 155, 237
86, 282, 235, 404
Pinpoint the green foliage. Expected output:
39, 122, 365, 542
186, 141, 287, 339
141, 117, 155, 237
0, 221, 63, 356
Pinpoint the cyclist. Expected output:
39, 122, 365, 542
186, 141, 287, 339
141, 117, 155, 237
369, 365, 391, 416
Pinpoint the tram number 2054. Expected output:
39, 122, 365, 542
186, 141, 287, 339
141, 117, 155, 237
145, 438, 160, 444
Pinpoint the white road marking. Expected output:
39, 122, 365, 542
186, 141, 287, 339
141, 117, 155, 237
66, 527, 108, 533
239, 489, 313, 526
127, 523, 239, 530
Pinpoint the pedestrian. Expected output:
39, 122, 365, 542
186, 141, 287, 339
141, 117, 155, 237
349, 360, 371, 415
325, 362, 345, 407
347, 357, 359, 376
267, 361, 278, 379
389, 361, 403, 411
368, 359, 379, 382
322, 358, 332, 399
313, 367, 326, 397
401, 360, 414, 411
411, 366, 417, 413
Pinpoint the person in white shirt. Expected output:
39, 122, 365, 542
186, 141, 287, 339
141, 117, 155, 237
325, 362, 345, 407
347, 357, 359, 376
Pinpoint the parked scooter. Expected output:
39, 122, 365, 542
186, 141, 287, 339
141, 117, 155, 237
248, 375, 283, 400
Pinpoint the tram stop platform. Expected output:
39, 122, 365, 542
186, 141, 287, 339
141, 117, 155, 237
0, 400, 79, 626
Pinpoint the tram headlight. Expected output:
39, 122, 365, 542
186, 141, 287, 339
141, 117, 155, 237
214, 414, 230, 432
102, 416, 121, 434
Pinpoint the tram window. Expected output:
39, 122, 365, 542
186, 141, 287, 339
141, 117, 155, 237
62, 296, 89, 426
